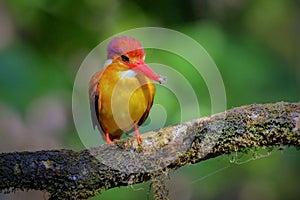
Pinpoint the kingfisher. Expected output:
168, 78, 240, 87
89, 36, 166, 144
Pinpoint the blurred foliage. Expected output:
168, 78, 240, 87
0, 0, 299, 199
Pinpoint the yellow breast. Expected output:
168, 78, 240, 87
98, 62, 155, 138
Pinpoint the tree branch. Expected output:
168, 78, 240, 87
0, 102, 299, 199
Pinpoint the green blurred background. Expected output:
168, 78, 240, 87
0, 0, 299, 199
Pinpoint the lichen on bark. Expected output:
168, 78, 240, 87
0, 102, 299, 199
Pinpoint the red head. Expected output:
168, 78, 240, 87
107, 36, 166, 83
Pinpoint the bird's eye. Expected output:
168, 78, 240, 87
121, 55, 130, 63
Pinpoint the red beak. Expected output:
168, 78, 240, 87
129, 60, 166, 84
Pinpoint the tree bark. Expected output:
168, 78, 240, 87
0, 102, 299, 199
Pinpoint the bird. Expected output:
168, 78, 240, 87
89, 36, 166, 144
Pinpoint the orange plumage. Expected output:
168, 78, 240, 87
89, 36, 166, 144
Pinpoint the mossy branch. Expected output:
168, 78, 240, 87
0, 102, 299, 199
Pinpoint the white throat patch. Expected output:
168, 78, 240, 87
118, 70, 137, 80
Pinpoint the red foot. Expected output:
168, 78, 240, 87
105, 130, 114, 144
134, 124, 142, 144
